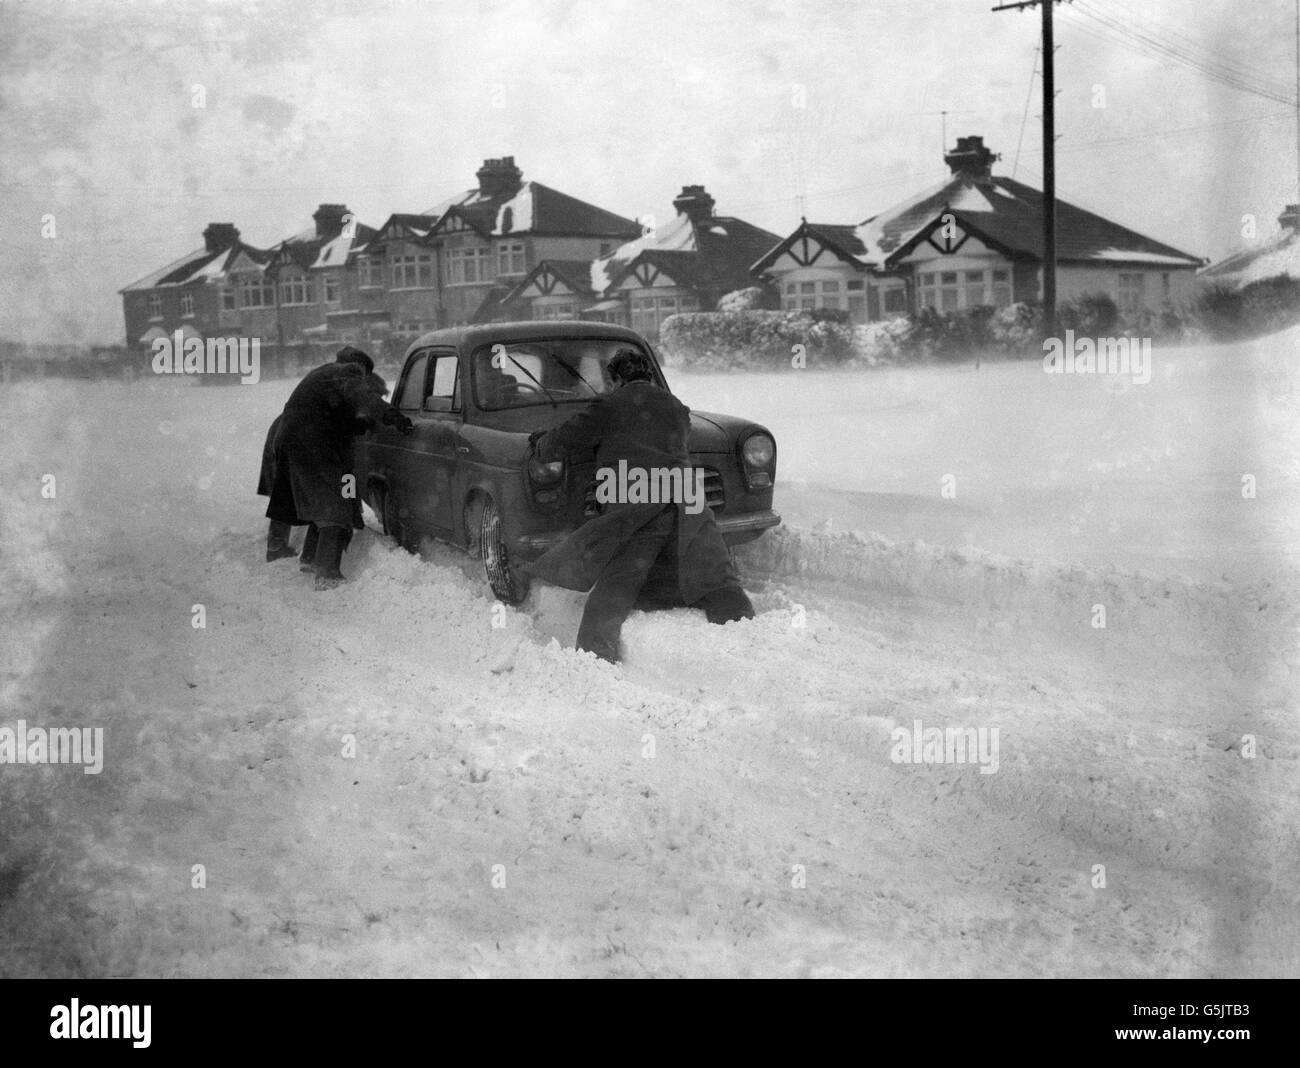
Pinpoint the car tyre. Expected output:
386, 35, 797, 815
379, 483, 419, 553
480, 496, 529, 605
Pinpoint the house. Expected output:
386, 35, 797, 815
752, 136, 1204, 323
1199, 204, 1300, 288
507, 185, 782, 338
353, 156, 641, 342
119, 223, 273, 349
262, 203, 379, 349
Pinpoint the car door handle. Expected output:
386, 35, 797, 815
456, 445, 470, 454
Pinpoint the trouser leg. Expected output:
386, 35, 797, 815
692, 584, 756, 624
266, 520, 295, 562
298, 523, 320, 571
313, 523, 350, 589
576, 509, 676, 663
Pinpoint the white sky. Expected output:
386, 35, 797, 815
1, 0, 1295, 344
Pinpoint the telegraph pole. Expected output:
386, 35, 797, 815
994, 0, 1066, 338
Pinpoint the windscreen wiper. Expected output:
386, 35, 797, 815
551, 352, 597, 396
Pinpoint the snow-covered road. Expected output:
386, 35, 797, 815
1, 335, 1297, 977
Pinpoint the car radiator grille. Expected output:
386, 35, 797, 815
583, 467, 725, 516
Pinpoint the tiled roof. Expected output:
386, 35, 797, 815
420, 181, 639, 239
119, 242, 271, 292
597, 211, 782, 296
851, 174, 1202, 269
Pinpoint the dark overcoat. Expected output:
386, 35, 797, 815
258, 363, 398, 528
523, 380, 738, 605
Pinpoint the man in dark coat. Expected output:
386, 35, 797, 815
524, 348, 754, 662
258, 346, 412, 588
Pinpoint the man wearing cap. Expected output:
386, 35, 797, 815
258, 345, 413, 588
524, 347, 755, 662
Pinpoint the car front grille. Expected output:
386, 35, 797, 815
583, 466, 725, 516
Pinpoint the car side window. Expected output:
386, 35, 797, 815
396, 352, 429, 411
423, 354, 460, 412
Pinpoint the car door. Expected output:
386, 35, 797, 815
413, 347, 462, 532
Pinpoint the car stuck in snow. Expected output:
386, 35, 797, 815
353, 321, 780, 602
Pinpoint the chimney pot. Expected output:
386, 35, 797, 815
944, 135, 998, 181
672, 184, 716, 221
476, 156, 524, 198
203, 223, 240, 253
312, 203, 349, 239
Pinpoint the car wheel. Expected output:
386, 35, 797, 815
480, 496, 529, 604
380, 484, 419, 553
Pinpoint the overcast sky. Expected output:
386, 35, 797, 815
1, 0, 1295, 344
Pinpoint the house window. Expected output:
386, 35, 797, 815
240, 275, 275, 309
498, 242, 526, 276
359, 256, 383, 289
991, 268, 1012, 307
220, 285, 237, 312
534, 302, 579, 320
964, 270, 985, 307
180, 291, 194, 317
1162, 272, 1171, 298
1118, 273, 1146, 315
392, 252, 434, 289
820, 280, 842, 309
323, 274, 341, 304
448, 247, 494, 284
148, 293, 163, 320
280, 272, 314, 306
628, 292, 697, 338
847, 278, 865, 291
882, 288, 907, 314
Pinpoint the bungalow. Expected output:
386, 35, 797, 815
508, 185, 782, 338
1199, 204, 1300, 288
752, 135, 1204, 323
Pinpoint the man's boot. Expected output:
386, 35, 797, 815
266, 520, 296, 562
693, 585, 755, 625
298, 524, 319, 572
313, 525, 349, 590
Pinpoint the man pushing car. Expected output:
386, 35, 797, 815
258, 345, 413, 589
524, 347, 755, 662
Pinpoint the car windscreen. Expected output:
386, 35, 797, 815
472, 339, 656, 410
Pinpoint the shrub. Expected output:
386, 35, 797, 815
657, 310, 855, 370
715, 286, 767, 312
1058, 292, 1120, 338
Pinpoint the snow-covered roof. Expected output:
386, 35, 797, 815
1200, 228, 1300, 287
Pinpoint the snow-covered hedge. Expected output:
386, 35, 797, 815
657, 310, 855, 370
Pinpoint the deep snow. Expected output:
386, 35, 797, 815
0, 330, 1296, 977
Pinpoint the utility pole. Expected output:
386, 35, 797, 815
994, 0, 1066, 339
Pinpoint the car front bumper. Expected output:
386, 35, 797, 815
513, 509, 781, 558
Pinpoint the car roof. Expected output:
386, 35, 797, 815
406, 320, 650, 354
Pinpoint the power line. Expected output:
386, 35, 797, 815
1012, 46, 1040, 178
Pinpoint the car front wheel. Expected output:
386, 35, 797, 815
480, 497, 529, 605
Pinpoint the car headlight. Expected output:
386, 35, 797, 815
528, 457, 564, 485
742, 433, 774, 469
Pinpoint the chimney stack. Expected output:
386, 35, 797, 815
312, 203, 349, 239
476, 156, 524, 198
944, 136, 998, 182
203, 223, 240, 253
672, 184, 716, 221
1279, 204, 1300, 232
